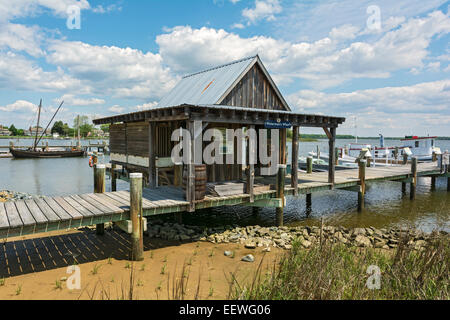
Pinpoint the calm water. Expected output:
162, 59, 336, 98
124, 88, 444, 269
1, 138, 449, 233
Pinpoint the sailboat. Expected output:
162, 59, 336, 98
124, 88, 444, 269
9, 99, 85, 158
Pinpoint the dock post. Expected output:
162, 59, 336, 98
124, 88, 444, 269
307, 156, 313, 174
94, 164, 106, 235
328, 127, 336, 184
276, 164, 286, 226
403, 153, 408, 165
410, 157, 418, 200
306, 193, 312, 216
431, 176, 436, 191
335, 147, 339, 166
401, 182, 407, 196
130, 172, 144, 261
291, 126, 299, 196
447, 163, 450, 192
173, 162, 183, 187
246, 125, 255, 203
358, 159, 366, 212
111, 163, 117, 192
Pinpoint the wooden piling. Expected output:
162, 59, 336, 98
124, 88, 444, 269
328, 127, 336, 184
401, 182, 406, 196
447, 163, 450, 192
111, 163, 117, 192
306, 193, 312, 216
173, 163, 183, 187
307, 156, 313, 174
403, 153, 408, 165
130, 172, 144, 261
431, 176, 436, 191
410, 157, 418, 200
246, 125, 255, 203
335, 147, 339, 166
358, 159, 366, 212
175, 212, 183, 224
94, 164, 106, 235
291, 126, 299, 195
276, 164, 286, 227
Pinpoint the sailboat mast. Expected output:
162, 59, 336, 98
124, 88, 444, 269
77, 115, 81, 150
33, 99, 42, 151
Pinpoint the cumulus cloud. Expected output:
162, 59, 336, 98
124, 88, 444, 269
56, 94, 105, 106
0, 100, 37, 112
46, 40, 177, 100
242, 0, 282, 24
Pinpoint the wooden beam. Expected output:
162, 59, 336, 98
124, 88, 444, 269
322, 127, 332, 140
358, 159, 366, 212
130, 173, 144, 261
148, 121, 156, 188
328, 127, 336, 184
246, 125, 255, 202
187, 121, 196, 212
291, 126, 299, 195
94, 164, 106, 235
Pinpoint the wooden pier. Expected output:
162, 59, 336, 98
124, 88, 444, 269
1, 161, 447, 240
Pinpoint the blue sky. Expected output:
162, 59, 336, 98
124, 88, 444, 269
0, 0, 449, 136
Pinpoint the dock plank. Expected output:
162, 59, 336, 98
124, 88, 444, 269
14, 201, 36, 227
102, 192, 130, 207
0, 203, 9, 229
53, 197, 84, 220
24, 200, 48, 224
43, 197, 73, 221
70, 195, 103, 216
80, 194, 113, 214
34, 198, 63, 223
88, 194, 124, 214
115, 191, 157, 208
4, 202, 23, 228
95, 193, 129, 212
63, 196, 93, 217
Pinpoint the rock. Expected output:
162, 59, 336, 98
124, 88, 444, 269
245, 242, 257, 249
284, 244, 293, 250
224, 251, 233, 257
241, 254, 255, 263
355, 235, 372, 247
60, 277, 67, 282
352, 228, 366, 237
179, 234, 191, 241
262, 247, 271, 252
301, 240, 312, 248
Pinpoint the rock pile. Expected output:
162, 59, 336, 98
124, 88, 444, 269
145, 222, 446, 251
0, 190, 41, 202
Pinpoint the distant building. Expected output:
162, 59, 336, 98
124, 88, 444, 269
0, 125, 11, 136
25, 126, 51, 136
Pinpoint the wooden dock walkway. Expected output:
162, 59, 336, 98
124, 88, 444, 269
0, 162, 447, 240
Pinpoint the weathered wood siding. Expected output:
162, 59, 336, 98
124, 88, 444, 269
221, 64, 284, 110
110, 122, 173, 161
109, 124, 126, 154
126, 122, 149, 157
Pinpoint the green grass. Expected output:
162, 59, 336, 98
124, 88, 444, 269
228, 232, 449, 300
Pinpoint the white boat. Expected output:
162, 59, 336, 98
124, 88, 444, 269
345, 135, 440, 162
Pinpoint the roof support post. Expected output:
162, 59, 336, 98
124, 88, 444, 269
328, 127, 336, 184
291, 126, 299, 195
148, 121, 156, 188
186, 120, 197, 212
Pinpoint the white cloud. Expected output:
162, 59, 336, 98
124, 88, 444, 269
157, 11, 450, 88
46, 40, 177, 100
135, 101, 158, 111
242, 0, 282, 24
0, 23, 44, 57
108, 105, 125, 113
288, 80, 450, 135
0, 0, 90, 22
0, 100, 37, 112
56, 94, 105, 106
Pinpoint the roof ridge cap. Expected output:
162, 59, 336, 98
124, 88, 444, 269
182, 55, 258, 79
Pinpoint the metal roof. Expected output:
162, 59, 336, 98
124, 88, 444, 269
156, 56, 258, 108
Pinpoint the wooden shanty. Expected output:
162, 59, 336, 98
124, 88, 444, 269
93, 55, 346, 224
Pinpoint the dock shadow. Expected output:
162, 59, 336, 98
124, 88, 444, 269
0, 228, 183, 278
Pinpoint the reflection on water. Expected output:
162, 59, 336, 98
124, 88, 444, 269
1, 138, 449, 233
